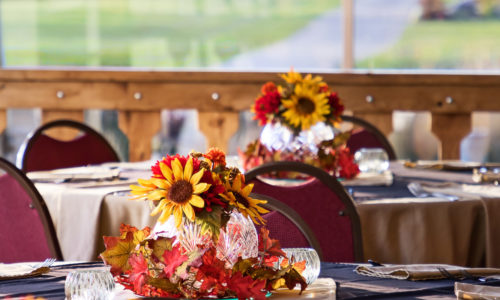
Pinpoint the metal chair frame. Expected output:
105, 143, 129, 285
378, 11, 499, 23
245, 161, 364, 262
0, 157, 63, 261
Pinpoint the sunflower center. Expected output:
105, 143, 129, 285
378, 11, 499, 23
234, 192, 250, 208
297, 97, 316, 115
168, 180, 193, 204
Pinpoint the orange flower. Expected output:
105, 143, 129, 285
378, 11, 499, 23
261, 82, 278, 94
204, 147, 226, 167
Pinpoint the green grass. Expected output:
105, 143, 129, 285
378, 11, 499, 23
358, 20, 500, 70
1, 0, 340, 67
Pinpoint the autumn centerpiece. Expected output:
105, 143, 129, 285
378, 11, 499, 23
240, 70, 359, 179
100, 148, 308, 299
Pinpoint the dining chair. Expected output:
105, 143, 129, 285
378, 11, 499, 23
341, 115, 397, 160
251, 192, 323, 260
0, 157, 63, 262
16, 119, 120, 172
245, 161, 363, 263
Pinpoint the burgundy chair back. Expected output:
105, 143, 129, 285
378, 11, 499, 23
342, 115, 397, 160
0, 158, 63, 262
246, 162, 363, 263
252, 193, 323, 260
17, 119, 120, 172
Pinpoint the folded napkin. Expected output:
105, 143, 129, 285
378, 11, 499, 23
355, 264, 500, 281
455, 282, 500, 299
342, 170, 393, 186
408, 181, 481, 201
0, 263, 51, 281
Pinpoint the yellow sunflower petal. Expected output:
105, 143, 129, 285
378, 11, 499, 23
158, 203, 175, 224
137, 178, 155, 187
189, 169, 204, 185
172, 159, 184, 181
174, 205, 183, 227
189, 195, 205, 208
182, 203, 195, 221
147, 189, 167, 201
184, 157, 193, 181
241, 183, 254, 197
159, 162, 174, 183
233, 176, 242, 191
192, 182, 210, 194
150, 178, 171, 189
151, 200, 167, 216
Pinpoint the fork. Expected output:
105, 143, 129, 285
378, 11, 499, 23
31, 258, 56, 269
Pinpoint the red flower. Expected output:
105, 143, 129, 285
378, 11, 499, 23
151, 155, 201, 179
252, 91, 281, 126
204, 147, 226, 167
328, 92, 345, 117
261, 82, 278, 94
337, 148, 359, 179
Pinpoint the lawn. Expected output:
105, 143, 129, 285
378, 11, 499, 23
1, 0, 339, 67
357, 19, 500, 70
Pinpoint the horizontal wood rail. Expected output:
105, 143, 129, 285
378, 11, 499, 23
1, 68, 500, 161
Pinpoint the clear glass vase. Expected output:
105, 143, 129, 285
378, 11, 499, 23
152, 210, 258, 267
259, 122, 335, 153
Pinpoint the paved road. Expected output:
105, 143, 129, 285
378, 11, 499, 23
222, 0, 420, 69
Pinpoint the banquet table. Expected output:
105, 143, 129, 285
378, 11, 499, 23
33, 161, 500, 267
3, 261, 500, 299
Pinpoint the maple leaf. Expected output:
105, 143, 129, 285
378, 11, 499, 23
101, 224, 151, 276
283, 268, 308, 294
196, 248, 229, 294
101, 233, 135, 275
258, 228, 286, 258
163, 244, 188, 278
128, 254, 149, 294
151, 237, 173, 262
227, 272, 267, 300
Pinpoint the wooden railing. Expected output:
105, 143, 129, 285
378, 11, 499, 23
1, 68, 500, 161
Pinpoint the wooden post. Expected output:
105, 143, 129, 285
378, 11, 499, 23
0, 109, 6, 135
198, 111, 239, 153
41, 109, 85, 140
342, 0, 354, 69
118, 110, 161, 162
431, 113, 471, 160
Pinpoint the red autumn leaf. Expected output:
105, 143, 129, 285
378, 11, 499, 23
162, 244, 188, 278
101, 225, 150, 276
259, 228, 286, 257
227, 272, 267, 300
196, 248, 228, 294
128, 254, 149, 294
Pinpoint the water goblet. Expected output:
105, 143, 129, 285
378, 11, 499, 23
282, 248, 321, 284
65, 269, 115, 300
354, 148, 389, 174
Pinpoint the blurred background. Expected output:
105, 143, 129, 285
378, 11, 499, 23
2, 0, 500, 162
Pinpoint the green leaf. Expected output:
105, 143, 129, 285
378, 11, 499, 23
195, 205, 224, 241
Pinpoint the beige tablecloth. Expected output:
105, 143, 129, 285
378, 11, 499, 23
34, 162, 500, 267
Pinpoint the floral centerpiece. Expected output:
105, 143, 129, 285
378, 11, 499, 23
240, 70, 359, 179
100, 148, 308, 299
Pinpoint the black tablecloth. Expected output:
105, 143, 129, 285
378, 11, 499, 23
2, 262, 500, 299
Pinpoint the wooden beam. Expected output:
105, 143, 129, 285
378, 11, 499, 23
431, 113, 471, 160
118, 110, 161, 161
41, 109, 85, 141
198, 111, 239, 153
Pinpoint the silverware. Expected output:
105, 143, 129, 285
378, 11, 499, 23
407, 182, 459, 201
31, 258, 56, 269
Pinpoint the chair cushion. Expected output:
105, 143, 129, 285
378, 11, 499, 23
0, 174, 53, 263
24, 133, 118, 172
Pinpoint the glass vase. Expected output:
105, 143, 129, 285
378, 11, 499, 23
259, 122, 335, 153
152, 209, 258, 267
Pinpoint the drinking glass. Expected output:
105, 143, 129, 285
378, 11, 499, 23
354, 148, 389, 173
282, 248, 321, 284
65, 269, 115, 300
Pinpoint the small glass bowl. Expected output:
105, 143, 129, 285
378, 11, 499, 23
282, 248, 321, 284
65, 269, 115, 300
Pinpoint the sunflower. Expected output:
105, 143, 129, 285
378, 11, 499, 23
130, 157, 210, 227
220, 174, 269, 224
281, 83, 330, 131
